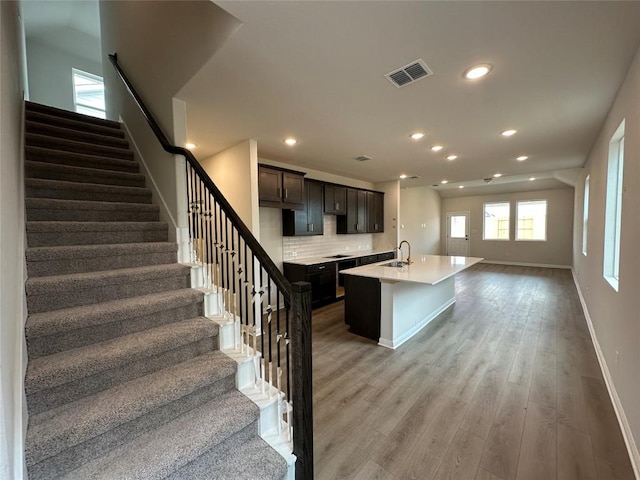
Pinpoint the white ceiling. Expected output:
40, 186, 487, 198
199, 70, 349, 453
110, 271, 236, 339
19, 1, 640, 197
21, 0, 101, 62
177, 1, 640, 196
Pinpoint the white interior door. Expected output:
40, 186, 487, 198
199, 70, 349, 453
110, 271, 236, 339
446, 212, 470, 256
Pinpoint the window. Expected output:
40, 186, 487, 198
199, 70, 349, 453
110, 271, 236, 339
483, 202, 510, 240
72, 69, 105, 119
604, 120, 625, 291
582, 175, 590, 255
516, 200, 547, 241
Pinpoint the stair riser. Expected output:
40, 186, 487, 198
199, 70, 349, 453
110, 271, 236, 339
26, 185, 152, 204
27, 301, 203, 357
26, 336, 216, 415
26, 111, 125, 139
26, 273, 190, 313
25, 166, 145, 188
166, 422, 260, 480
26, 123, 129, 149
27, 375, 235, 479
26, 207, 159, 223
26, 135, 133, 160
26, 148, 139, 173
27, 229, 167, 248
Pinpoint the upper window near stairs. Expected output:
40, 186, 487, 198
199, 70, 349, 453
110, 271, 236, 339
72, 69, 106, 119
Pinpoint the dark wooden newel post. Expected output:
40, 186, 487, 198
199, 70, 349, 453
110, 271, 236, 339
291, 281, 313, 480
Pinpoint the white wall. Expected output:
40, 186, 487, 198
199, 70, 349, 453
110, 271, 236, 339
0, 2, 26, 478
573, 46, 640, 471
441, 188, 574, 267
200, 140, 259, 234
26, 34, 102, 111
99, 0, 240, 230
399, 186, 441, 255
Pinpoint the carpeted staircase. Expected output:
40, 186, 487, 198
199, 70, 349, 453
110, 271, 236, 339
22, 102, 288, 480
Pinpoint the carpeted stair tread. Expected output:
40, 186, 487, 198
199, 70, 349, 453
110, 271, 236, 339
26, 133, 134, 160
25, 316, 218, 396
26, 350, 237, 467
26, 241, 174, 265
26, 220, 167, 247
26, 291, 204, 359
26, 160, 146, 187
58, 390, 259, 480
26, 110, 125, 138
25, 241, 176, 277
25, 101, 121, 129
168, 435, 288, 480
25, 263, 190, 312
26, 121, 129, 149
26, 178, 152, 203
26, 198, 158, 223
26, 146, 139, 173
26, 288, 202, 339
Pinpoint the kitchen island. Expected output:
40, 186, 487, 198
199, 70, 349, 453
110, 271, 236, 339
341, 255, 483, 349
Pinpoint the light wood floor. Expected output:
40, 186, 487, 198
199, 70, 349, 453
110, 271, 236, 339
311, 263, 635, 480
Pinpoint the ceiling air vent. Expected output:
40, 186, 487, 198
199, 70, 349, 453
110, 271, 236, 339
385, 59, 433, 88
354, 155, 372, 162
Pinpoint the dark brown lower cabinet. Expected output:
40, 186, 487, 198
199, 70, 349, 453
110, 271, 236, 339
343, 275, 380, 341
283, 262, 336, 309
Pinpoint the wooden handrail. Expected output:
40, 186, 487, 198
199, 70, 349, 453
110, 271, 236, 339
107, 53, 292, 304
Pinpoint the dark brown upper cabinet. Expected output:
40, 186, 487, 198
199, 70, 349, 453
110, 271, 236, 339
258, 165, 305, 209
337, 188, 368, 234
366, 191, 384, 233
324, 184, 347, 215
282, 179, 324, 236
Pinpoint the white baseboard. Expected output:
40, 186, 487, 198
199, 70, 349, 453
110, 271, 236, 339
481, 260, 571, 269
378, 297, 455, 350
120, 119, 178, 237
571, 269, 640, 479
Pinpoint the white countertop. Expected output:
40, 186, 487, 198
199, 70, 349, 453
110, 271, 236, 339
283, 249, 395, 266
341, 254, 484, 285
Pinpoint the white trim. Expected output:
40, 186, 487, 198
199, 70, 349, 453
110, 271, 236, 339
571, 269, 640, 479
120, 119, 178, 232
481, 260, 571, 269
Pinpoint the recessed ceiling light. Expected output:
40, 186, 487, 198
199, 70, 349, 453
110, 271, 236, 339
446, 155, 458, 161
399, 174, 408, 179
283, 138, 298, 146
459, 185, 465, 189
185, 143, 197, 149
493, 173, 502, 178
410, 132, 425, 140
501, 129, 517, 137
529, 177, 536, 181
441, 180, 448, 184
431, 145, 444, 152
464, 64, 492, 80
516, 155, 529, 161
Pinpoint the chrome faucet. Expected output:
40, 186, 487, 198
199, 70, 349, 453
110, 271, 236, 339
398, 240, 411, 264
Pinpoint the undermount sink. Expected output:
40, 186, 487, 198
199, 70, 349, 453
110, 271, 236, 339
382, 261, 409, 268
327, 254, 352, 258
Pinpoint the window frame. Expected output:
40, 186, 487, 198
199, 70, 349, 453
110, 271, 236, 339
603, 120, 625, 291
515, 199, 548, 242
582, 175, 590, 256
483, 201, 511, 241
72, 68, 106, 119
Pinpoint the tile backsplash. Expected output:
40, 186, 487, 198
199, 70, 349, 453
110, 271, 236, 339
282, 215, 373, 260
